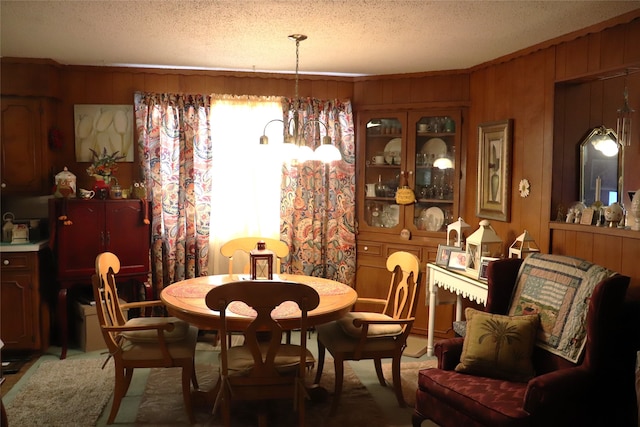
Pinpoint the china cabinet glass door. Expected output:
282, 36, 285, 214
406, 111, 461, 234
361, 114, 404, 232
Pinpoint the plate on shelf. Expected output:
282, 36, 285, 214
384, 138, 402, 164
420, 138, 447, 158
424, 206, 445, 231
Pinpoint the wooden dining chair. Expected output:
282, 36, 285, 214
92, 252, 199, 424
313, 250, 422, 415
220, 237, 290, 275
220, 237, 293, 344
205, 280, 320, 427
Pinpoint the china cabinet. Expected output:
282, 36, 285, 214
0, 96, 54, 195
356, 109, 464, 338
48, 198, 151, 358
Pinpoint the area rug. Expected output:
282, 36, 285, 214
136, 360, 389, 426
4, 357, 114, 427
382, 360, 438, 407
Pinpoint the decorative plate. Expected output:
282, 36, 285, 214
384, 138, 402, 164
424, 206, 445, 231
420, 138, 447, 158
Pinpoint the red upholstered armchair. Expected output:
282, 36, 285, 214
413, 255, 632, 427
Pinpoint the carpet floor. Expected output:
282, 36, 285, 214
2, 337, 439, 426
4, 357, 114, 427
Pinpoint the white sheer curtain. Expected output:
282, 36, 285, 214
207, 95, 284, 274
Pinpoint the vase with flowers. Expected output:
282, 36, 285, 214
86, 148, 126, 199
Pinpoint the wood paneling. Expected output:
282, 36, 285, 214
550, 223, 640, 292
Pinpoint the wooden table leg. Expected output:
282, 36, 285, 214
57, 287, 68, 360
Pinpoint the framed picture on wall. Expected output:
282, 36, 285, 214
74, 104, 134, 162
476, 119, 513, 222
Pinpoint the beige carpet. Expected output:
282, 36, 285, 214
4, 357, 114, 427
136, 360, 390, 426
135, 358, 438, 426
382, 360, 437, 407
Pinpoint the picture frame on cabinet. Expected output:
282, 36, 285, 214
478, 256, 499, 281
74, 104, 134, 162
477, 119, 512, 222
436, 244, 458, 267
447, 249, 468, 271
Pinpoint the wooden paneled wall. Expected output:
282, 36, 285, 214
33, 66, 353, 190
3, 12, 640, 287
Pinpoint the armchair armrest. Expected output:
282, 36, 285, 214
120, 300, 165, 310
523, 366, 591, 415
434, 337, 464, 370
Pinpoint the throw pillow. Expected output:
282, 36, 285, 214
455, 307, 539, 382
338, 312, 403, 338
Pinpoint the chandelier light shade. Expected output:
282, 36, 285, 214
258, 34, 341, 164
617, 70, 635, 147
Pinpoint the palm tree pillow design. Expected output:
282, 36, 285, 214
455, 308, 540, 382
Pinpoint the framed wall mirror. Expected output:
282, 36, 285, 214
580, 126, 623, 206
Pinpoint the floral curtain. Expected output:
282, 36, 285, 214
280, 98, 356, 286
134, 92, 212, 296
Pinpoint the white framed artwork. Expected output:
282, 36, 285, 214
74, 104, 134, 162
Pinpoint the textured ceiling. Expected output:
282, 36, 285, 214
1, 1, 639, 76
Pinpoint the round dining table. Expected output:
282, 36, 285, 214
160, 273, 357, 331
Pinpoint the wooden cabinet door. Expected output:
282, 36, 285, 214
105, 200, 150, 276
0, 253, 36, 349
54, 199, 105, 282
51, 198, 151, 284
1, 97, 43, 194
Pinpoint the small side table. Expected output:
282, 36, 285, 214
426, 263, 488, 356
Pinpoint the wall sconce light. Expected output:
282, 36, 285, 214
250, 240, 274, 280
508, 230, 540, 259
587, 125, 620, 157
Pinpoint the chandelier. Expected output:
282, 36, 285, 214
617, 69, 635, 147
259, 34, 341, 163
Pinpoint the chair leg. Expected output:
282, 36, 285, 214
391, 355, 406, 407
108, 366, 132, 424
190, 359, 199, 390
374, 358, 386, 386
182, 363, 196, 424
330, 356, 345, 416
314, 337, 326, 384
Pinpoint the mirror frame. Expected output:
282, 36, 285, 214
579, 126, 624, 206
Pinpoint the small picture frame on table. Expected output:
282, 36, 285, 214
478, 256, 499, 281
447, 249, 468, 271
436, 245, 458, 267
580, 208, 595, 225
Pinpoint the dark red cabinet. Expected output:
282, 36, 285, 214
49, 198, 151, 358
